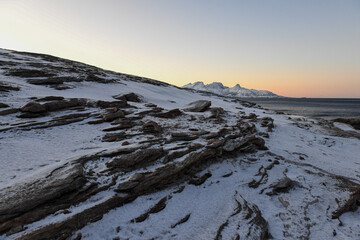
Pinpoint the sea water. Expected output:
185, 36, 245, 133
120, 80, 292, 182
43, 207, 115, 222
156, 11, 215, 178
244, 98, 360, 119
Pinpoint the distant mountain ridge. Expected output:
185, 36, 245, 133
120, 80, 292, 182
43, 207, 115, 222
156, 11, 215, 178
183, 81, 279, 98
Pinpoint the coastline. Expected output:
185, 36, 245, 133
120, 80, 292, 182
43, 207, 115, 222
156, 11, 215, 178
243, 97, 360, 120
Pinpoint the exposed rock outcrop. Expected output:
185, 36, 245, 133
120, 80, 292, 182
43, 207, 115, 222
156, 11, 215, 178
20, 102, 47, 113
102, 109, 125, 122
265, 177, 296, 196
332, 188, 360, 219
0, 81, 20, 92
152, 109, 182, 118
333, 118, 360, 130
0, 108, 19, 116
20, 99, 87, 114
0, 164, 85, 223
2, 49, 357, 240
182, 100, 211, 112
102, 132, 126, 142
113, 92, 142, 102
142, 121, 162, 133
96, 100, 127, 109
0, 103, 9, 108
107, 148, 166, 171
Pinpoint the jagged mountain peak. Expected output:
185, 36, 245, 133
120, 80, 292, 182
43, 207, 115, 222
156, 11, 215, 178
233, 83, 242, 89
207, 82, 226, 88
183, 81, 279, 98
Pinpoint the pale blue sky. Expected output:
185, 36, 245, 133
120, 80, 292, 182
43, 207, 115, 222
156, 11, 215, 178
0, 0, 359, 97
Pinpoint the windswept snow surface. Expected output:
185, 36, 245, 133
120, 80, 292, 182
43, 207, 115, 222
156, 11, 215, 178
76, 112, 360, 240
1, 49, 359, 240
183, 81, 279, 98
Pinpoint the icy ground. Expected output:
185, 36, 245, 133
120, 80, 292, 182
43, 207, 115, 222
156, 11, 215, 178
0, 48, 359, 240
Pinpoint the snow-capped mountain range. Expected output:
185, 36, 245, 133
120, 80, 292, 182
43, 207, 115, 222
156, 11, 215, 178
183, 81, 279, 98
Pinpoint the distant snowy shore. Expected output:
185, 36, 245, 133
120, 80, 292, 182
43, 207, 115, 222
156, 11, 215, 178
183, 81, 279, 98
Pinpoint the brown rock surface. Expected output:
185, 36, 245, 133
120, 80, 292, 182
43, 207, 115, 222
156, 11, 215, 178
113, 92, 142, 102
96, 100, 127, 109
102, 109, 125, 122
0, 108, 19, 116
107, 148, 165, 171
102, 132, 126, 142
20, 102, 47, 113
152, 109, 182, 118
182, 100, 211, 112
142, 121, 162, 133
0, 164, 85, 223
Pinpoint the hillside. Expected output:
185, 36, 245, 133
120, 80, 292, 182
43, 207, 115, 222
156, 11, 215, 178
0, 48, 359, 240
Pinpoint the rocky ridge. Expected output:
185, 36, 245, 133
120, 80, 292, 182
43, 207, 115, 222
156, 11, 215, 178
0, 49, 359, 240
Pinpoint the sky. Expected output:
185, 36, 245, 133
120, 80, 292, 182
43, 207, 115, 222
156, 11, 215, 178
0, 0, 359, 97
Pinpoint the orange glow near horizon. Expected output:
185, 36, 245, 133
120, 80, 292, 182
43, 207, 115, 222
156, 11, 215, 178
0, 1, 359, 98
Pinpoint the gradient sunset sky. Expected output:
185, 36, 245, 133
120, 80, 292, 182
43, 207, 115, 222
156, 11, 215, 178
1, 0, 359, 97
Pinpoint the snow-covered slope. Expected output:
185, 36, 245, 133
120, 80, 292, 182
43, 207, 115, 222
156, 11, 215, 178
183, 81, 279, 98
0, 48, 359, 240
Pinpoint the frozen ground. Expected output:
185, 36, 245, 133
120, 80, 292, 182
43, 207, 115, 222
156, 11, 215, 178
0, 48, 359, 240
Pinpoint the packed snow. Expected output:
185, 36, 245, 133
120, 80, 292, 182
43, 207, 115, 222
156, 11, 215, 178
0, 48, 359, 240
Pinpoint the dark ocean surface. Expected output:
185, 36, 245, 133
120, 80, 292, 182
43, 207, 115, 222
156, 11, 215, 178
243, 98, 360, 119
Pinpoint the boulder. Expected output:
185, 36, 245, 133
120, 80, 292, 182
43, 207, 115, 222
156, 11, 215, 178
223, 135, 266, 153
20, 102, 47, 113
182, 100, 211, 112
142, 121, 162, 133
237, 120, 257, 134
102, 109, 125, 122
152, 109, 182, 118
208, 107, 224, 118
102, 132, 126, 142
265, 177, 296, 196
113, 92, 142, 102
44, 99, 86, 112
261, 117, 275, 132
